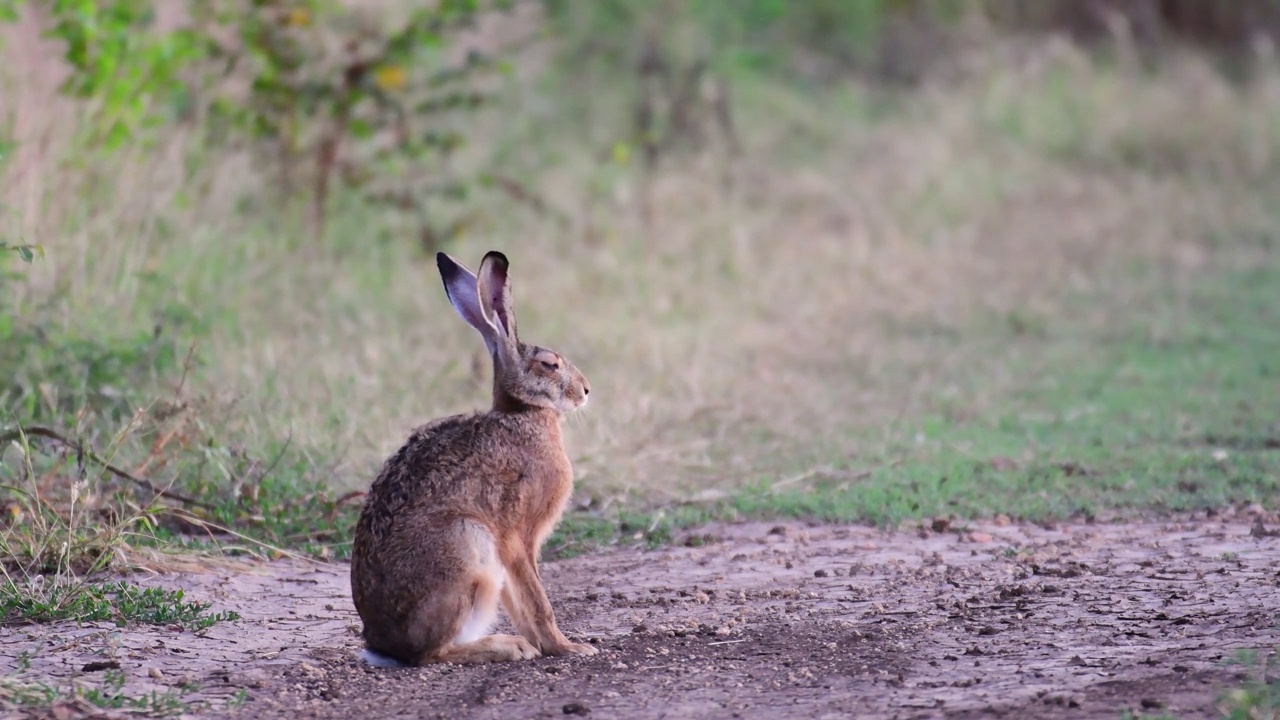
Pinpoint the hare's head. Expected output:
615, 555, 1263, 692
437, 251, 590, 414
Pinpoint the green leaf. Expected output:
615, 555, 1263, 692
349, 118, 374, 139
0, 0, 21, 23
4, 242, 43, 262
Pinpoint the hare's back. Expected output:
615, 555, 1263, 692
357, 414, 484, 532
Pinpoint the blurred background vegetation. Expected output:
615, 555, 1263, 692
2, 0, 1279, 565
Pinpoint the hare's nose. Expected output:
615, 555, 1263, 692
583, 382, 590, 396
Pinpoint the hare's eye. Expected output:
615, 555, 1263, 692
539, 359, 560, 371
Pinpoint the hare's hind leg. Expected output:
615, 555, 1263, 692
434, 633, 540, 663
415, 520, 540, 665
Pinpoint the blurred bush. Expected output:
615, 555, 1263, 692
993, 0, 1280, 49
546, 0, 1280, 84
7, 0, 516, 246
7, 0, 1280, 249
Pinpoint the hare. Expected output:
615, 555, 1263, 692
350, 250, 598, 666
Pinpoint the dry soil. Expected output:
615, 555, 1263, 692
5, 510, 1279, 720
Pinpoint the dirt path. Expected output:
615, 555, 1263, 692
6, 511, 1279, 719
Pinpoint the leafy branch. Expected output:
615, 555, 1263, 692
0, 240, 44, 263
6, 0, 522, 247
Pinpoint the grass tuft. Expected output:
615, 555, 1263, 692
0, 578, 239, 631
1217, 650, 1280, 720
0, 668, 194, 717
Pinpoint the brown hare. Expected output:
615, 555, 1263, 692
350, 250, 598, 666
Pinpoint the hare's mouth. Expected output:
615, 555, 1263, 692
558, 395, 588, 414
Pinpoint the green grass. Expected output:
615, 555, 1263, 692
1217, 649, 1280, 720
828, 263, 1280, 523
1, 665, 195, 717
5, 251, 1275, 566
4, 229, 1278, 572
1, 579, 239, 630
1120, 649, 1280, 720
550, 258, 1280, 546
0, 574, 236, 715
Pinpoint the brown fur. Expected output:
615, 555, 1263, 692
350, 251, 596, 665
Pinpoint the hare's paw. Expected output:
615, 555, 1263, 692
539, 639, 599, 657
500, 634, 542, 661
561, 641, 599, 657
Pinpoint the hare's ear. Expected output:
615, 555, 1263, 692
437, 252, 502, 357
477, 251, 518, 347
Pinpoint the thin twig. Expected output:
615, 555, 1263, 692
163, 508, 329, 565
325, 490, 366, 522
133, 421, 185, 477
0, 426, 215, 511
707, 638, 747, 646
333, 490, 366, 505
768, 465, 874, 495
175, 340, 198, 397
253, 429, 293, 487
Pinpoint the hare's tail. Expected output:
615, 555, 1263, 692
359, 647, 407, 668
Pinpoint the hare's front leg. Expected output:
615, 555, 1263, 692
499, 546, 597, 657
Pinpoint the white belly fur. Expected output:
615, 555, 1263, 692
453, 519, 506, 645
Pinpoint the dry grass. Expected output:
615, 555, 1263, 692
3, 16, 1279, 506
